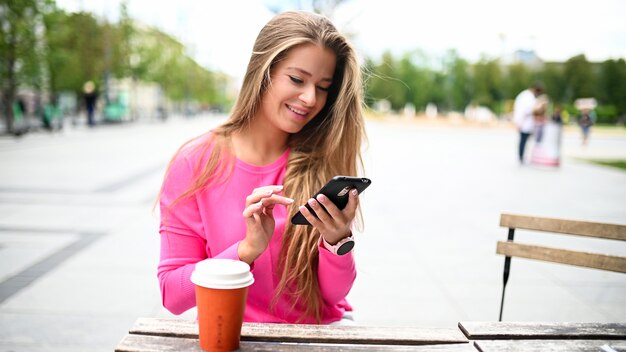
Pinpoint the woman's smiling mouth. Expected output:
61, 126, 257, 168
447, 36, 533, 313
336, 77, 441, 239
287, 104, 308, 117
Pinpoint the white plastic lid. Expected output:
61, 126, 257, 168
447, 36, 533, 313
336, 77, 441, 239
190, 259, 254, 289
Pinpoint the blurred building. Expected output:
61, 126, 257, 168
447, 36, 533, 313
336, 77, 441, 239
502, 49, 544, 69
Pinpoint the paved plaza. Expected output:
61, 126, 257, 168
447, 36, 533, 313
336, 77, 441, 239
0, 114, 625, 351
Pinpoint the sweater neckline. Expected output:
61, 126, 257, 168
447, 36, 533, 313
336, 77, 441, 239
235, 147, 290, 174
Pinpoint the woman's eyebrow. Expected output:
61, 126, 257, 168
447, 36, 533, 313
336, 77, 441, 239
287, 67, 333, 82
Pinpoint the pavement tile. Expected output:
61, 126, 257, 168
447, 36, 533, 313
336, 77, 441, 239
0, 312, 137, 352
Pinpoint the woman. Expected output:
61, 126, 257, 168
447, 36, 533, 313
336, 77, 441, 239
158, 11, 366, 324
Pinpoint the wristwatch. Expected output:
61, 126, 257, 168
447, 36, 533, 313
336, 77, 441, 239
320, 234, 355, 256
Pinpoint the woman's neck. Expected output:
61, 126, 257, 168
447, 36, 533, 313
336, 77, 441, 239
231, 119, 289, 166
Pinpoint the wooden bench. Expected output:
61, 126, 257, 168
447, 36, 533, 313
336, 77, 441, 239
496, 213, 626, 321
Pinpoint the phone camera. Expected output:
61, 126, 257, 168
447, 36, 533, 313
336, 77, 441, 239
337, 186, 351, 197
362, 178, 369, 183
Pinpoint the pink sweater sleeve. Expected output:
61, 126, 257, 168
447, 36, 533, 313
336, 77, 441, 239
317, 242, 356, 306
157, 150, 241, 315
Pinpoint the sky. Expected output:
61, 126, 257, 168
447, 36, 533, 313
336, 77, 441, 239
56, 0, 626, 81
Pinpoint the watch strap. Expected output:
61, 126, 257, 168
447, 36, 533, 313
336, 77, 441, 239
320, 234, 355, 256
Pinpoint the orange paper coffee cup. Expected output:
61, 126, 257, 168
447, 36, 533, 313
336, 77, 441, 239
191, 259, 254, 352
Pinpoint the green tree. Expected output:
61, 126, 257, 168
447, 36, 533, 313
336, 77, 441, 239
43, 11, 105, 94
365, 51, 407, 110
129, 24, 228, 106
402, 50, 445, 111
443, 50, 471, 111
398, 54, 422, 110
429, 71, 446, 109
42, 2, 72, 95
597, 59, 626, 116
401, 50, 438, 111
471, 57, 503, 112
109, 1, 134, 79
563, 54, 594, 100
504, 63, 531, 100
538, 62, 566, 103
0, 0, 45, 133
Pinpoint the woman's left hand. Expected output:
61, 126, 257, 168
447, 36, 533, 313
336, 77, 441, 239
298, 189, 359, 245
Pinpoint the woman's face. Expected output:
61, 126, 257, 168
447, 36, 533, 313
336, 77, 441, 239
258, 43, 337, 134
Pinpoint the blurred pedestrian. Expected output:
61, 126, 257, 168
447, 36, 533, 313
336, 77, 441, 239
551, 104, 564, 125
530, 95, 561, 167
11, 97, 27, 136
578, 108, 595, 146
532, 95, 549, 143
83, 81, 98, 127
513, 82, 544, 164
42, 94, 62, 131
157, 11, 365, 324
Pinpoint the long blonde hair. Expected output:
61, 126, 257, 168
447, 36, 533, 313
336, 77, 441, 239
166, 11, 365, 322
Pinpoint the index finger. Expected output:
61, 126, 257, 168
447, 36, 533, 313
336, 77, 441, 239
252, 185, 284, 195
246, 185, 284, 205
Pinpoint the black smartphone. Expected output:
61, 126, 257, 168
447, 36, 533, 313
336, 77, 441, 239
291, 176, 371, 225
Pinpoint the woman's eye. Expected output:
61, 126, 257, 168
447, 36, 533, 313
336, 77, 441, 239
289, 76, 303, 84
317, 86, 330, 92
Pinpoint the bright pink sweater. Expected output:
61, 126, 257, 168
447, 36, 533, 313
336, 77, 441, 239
158, 133, 355, 323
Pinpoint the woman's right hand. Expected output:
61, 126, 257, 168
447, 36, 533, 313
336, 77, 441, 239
238, 185, 293, 264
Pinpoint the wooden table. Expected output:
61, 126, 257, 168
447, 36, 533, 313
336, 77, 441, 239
115, 318, 626, 352
459, 322, 626, 352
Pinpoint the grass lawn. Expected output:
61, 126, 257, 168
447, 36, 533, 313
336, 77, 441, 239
584, 159, 626, 171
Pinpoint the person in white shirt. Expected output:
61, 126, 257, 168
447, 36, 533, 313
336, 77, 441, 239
513, 82, 544, 164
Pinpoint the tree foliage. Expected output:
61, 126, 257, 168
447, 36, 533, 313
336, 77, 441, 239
563, 54, 595, 100
1, 0, 231, 133
365, 51, 626, 123
0, 0, 46, 132
597, 58, 626, 117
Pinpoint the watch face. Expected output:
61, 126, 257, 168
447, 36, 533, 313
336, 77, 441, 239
337, 240, 355, 255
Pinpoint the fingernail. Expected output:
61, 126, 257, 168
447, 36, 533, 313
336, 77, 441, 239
299, 205, 307, 212
267, 190, 273, 195
286, 198, 294, 204
317, 194, 326, 202
308, 198, 317, 206
351, 189, 358, 196
276, 185, 284, 190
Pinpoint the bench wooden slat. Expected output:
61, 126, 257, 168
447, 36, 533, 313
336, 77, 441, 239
129, 318, 469, 345
473, 340, 626, 352
500, 213, 626, 241
496, 241, 626, 273
458, 322, 626, 340
116, 334, 475, 352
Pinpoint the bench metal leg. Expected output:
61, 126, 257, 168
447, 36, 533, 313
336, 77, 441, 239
499, 228, 515, 321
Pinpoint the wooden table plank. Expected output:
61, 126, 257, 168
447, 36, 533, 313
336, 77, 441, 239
116, 334, 199, 352
130, 318, 468, 345
116, 334, 476, 352
459, 322, 626, 340
473, 339, 626, 352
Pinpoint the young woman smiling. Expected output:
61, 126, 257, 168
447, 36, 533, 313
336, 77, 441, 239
158, 11, 366, 324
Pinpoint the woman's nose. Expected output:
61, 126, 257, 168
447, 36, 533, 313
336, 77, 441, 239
299, 85, 316, 107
